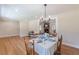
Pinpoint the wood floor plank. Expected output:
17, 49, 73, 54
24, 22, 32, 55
61, 44, 79, 55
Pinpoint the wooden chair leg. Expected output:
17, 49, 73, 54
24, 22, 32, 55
32, 40, 34, 55
54, 51, 61, 55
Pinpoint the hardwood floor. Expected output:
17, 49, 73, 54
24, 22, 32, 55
61, 44, 79, 55
0, 36, 27, 55
0, 36, 79, 55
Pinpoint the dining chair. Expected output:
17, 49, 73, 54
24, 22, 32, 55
26, 40, 35, 55
54, 34, 63, 55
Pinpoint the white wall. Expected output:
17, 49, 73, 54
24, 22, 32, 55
19, 20, 29, 37
57, 9, 79, 48
0, 5, 1, 17
19, 19, 40, 37
28, 19, 40, 33
0, 19, 19, 37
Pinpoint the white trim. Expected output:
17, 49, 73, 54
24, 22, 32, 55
0, 34, 19, 38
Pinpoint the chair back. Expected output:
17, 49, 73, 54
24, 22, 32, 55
57, 35, 63, 52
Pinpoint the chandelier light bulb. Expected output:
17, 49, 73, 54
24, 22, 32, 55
41, 16, 43, 18
49, 16, 50, 18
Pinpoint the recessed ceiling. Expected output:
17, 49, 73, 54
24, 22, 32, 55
1, 4, 79, 20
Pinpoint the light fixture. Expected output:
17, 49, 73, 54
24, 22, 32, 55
39, 4, 51, 24
39, 4, 57, 33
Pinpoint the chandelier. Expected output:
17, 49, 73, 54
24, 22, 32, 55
39, 4, 56, 33
39, 4, 51, 25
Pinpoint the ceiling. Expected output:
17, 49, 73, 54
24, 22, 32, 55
1, 4, 79, 21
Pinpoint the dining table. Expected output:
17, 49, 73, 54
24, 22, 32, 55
28, 34, 58, 55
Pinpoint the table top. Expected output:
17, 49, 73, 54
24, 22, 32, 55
29, 36, 58, 55
29, 37, 58, 48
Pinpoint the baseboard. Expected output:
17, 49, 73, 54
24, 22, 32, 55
0, 34, 19, 38
0, 35, 19, 38
62, 42, 79, 49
